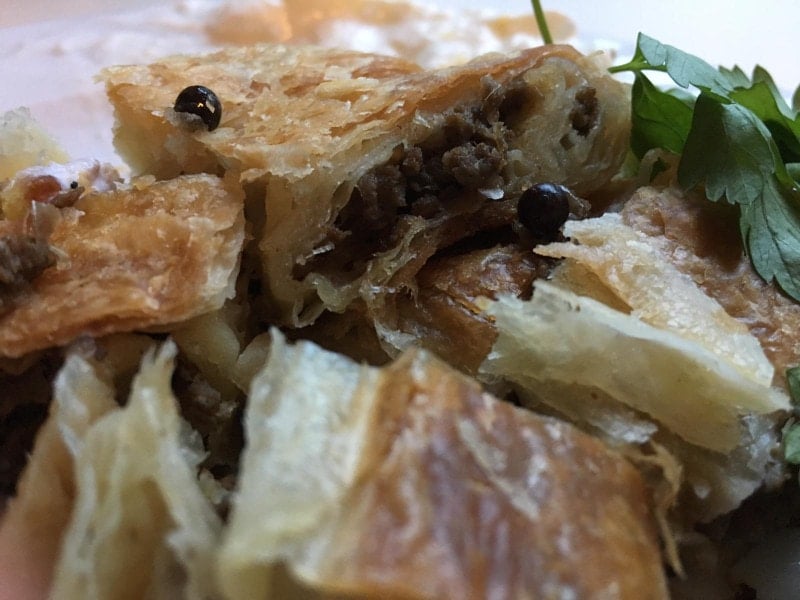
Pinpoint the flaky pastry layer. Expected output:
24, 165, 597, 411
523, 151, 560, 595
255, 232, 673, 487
102, 43, 630, 326
0, 174, 244, 357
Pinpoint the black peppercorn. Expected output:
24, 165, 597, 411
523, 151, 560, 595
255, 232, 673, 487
174, 85, 222, 131
517, 183, 571, 240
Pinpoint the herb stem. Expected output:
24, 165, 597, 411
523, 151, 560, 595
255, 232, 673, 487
531, 0, 553, 45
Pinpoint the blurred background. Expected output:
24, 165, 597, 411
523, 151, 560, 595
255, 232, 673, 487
1, 0, 797, 164
3, 0, 797, 90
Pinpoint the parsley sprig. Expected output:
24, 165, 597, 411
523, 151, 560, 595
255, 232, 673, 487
783, 367, 800, 463
610, 34, 800, 302
529, 4, 800, 464
530, 0, 553, 45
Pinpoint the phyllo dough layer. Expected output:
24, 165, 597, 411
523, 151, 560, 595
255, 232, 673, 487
219, 331, 668, 599
0, 174, 244, 357
102, 43, 629, 326
2, 339, 223, 600
49, 342, 223, 600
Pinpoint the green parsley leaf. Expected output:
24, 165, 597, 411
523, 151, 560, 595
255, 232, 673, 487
782, 368, 800, 464
610, 33, 736, 96
752, 66, 796, 117
612, 35, 800, 302
629, 73, 693, 158
739, 178, 800, 301
675, 95, 800, 298
787, 366, 800, 404
717, 65, 751, 89
678, 94, 789, 203
730, 77, 800, 163
784, 421, 800, 464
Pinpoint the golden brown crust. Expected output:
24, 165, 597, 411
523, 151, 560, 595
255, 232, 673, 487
622, 186, 800, 390
333, 350, 668, 599
0, 174, 244, 357
102, 43, 630, 326
221, 333, 668, 599
102, 44, 423, 180
49, 342, 223, 599
391, 244, 547, 374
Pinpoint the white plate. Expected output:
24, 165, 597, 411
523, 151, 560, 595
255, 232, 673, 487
1, 0, 797, 166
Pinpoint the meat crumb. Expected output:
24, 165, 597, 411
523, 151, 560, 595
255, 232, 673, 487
442, 141, 505, 189
0, 233, 54, 312
570, 87, 598, 136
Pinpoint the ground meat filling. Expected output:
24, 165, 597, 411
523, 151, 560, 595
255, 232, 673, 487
299, 81, 516, 282
334, 107, 509, 248
171, 357, 244, 518
570, 86, 599, 137
299, 76, 596, 287
0, 232, 54, 313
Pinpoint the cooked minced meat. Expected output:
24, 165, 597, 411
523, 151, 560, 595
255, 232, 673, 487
171, 360, 243, 471
298, 75, 596, 288
0, 232, 54, 313
570, 86, 599, 137
293, 77, 596, 373
335, 106, 509, 241
297, 83, 514, 282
